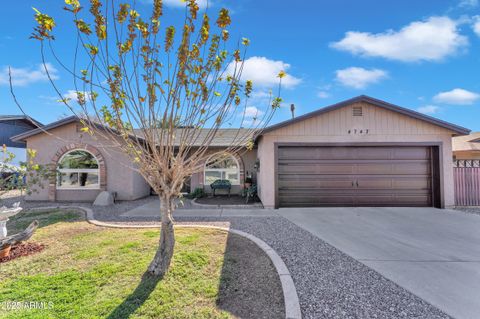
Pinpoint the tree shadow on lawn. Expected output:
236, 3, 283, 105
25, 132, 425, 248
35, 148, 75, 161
104, 229, 285, 319
216, 231, 285, 319
107, 272, 162, 319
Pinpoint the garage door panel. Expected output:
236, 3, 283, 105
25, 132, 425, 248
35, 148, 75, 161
280, 196, 431, 207
278, 189, 358, 196
355, 147, 394, 160
355, 162, 430, 175
279, 176, 431, 190
278, 147, 357, 160
278, 178, 354, 189
355, 195, 431, 206
277, 145, 435, 207
279, 162, 430, 175
392, 162, 430, 175
278, 163, 356, 175
392, 178, 431, 189
392, 147, 431, 160
279, 189, 431, 197
279, 195, 356, 206
356, 177, 431, 190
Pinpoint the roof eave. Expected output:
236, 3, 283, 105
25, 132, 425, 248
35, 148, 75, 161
11, 116, 78, 142
0, 115, 44, 128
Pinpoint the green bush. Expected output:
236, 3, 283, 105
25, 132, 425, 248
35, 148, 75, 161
189, 187, 205, 199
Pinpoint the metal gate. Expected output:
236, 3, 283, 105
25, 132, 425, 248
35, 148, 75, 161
454, 160, 480, 206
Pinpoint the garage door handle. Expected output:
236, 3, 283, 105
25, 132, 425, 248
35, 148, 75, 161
356, 181, 359, 187
352, 181, 354, 187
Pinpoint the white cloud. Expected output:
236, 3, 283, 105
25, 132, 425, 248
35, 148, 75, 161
240, 106, 264, 126
63, 90, 93, 102
227, 56, 302, 89
253, 90, 271, 99
331, 17, 468, 62
39, 90, 94, 105
243, 106, 264, 118
433, 88, 480, 105
459, 0, 478, 7
472, 16, 480, 36
335, 67, 388, 89
417, 105, 440, 114
317, 91, 330, 98
0, 63, 59, 86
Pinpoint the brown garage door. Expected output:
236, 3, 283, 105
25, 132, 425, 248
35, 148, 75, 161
277, 145, 437, 207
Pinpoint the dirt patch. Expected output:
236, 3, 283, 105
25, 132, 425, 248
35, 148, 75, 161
0, 242, 45, 264
217, 233, 285, 319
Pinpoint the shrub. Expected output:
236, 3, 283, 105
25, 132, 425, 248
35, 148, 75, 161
189, 187, 205, 199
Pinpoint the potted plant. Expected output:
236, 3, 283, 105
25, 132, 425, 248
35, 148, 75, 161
244, 172, 253, 188
0, 244, 11, 258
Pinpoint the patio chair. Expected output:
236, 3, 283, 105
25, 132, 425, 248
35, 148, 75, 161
210, 179, 231, 197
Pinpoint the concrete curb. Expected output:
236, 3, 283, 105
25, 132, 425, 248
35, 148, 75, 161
27, 206, 302, 319
191, 197, 264, 209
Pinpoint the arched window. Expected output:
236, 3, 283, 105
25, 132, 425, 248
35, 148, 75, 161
57, 150, 100, 189
204, 153, 240, 185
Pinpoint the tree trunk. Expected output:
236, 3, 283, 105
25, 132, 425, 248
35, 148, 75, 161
147, 195, 175, 277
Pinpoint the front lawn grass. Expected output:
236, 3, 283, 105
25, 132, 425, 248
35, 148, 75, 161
0, 210, 236, 318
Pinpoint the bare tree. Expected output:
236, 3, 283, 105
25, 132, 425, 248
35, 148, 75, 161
29, 0, 284, 277
1, 146, 50, 202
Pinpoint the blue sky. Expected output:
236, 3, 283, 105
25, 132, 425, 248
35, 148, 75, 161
1, 0, 479, 131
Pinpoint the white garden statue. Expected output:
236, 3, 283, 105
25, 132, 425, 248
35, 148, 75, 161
0, 202, 23, 238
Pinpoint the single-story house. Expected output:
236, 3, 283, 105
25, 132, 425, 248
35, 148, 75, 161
0, 115, 43, 167
11, 95, 470, 208
452, 132, 480, 160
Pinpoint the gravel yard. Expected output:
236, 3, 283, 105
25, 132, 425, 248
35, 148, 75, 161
90, 208, 451, 319
454, 207, 480, 216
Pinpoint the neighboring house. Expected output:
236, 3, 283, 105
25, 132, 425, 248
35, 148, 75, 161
0, 115, 43, 167
11, 96, 470, 208
452, 132, 480, 160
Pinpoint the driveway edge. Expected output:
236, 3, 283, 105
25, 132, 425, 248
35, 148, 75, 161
27, 206, 302, 319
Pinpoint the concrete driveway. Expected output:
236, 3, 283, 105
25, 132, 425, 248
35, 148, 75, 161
276, 207, 480, 319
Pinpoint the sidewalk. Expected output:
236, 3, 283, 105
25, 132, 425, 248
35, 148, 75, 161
121, 199, 276, 218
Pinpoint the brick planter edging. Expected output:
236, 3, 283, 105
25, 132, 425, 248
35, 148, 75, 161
27, 206, 302, 319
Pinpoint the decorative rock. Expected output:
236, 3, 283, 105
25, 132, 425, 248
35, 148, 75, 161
93, 191, 115, 206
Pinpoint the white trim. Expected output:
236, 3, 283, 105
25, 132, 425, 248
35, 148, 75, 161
57, 149, 100, 190
204, 153, 240, 185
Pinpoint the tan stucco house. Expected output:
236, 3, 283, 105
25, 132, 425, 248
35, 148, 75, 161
452, 132, 480, 160
11, 96, 470, 209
